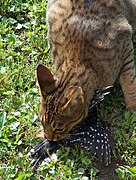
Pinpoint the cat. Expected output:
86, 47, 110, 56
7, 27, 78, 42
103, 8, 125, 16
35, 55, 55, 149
37, 0, 136, 141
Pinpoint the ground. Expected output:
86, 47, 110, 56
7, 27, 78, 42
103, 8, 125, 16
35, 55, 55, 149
0, 1, 136, 179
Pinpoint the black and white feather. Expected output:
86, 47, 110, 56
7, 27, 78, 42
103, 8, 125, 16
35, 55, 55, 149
28, 86, 114, 170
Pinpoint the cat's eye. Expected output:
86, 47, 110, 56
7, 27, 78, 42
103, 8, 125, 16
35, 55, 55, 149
56, 128, 64, 132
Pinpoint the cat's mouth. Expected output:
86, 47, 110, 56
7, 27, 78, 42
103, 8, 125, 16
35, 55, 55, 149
45, 131, 68, 141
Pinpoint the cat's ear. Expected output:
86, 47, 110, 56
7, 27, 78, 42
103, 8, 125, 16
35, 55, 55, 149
58, 86, 84, 116
37, 64, 55, 95
65, 86, 84, 105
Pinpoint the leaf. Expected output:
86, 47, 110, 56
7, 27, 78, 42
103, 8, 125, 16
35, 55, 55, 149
10, 121, 20, 131
127, 167, 136, 175
15, 40, 22, 47
16, 23, 23, 30
30, 88, 38, 94
15, 173, 33, 180
8, 18, 17, 25
0, 66, 6, 74
0, 112, 7, 129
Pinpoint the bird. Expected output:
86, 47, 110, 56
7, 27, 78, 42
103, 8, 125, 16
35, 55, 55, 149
28, 86, 114, 170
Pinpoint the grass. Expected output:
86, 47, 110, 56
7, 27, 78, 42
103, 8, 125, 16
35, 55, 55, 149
0, 0, 136, 179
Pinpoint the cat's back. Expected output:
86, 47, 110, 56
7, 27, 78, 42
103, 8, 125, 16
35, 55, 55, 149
47, 0, 132, 50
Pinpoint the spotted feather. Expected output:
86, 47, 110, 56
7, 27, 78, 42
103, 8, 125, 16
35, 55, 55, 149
28, 87, 114, 170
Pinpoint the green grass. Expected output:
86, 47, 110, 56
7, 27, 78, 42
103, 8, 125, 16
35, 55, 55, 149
0, 1, 136, 179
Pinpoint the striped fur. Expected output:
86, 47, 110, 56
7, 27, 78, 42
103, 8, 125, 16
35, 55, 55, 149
37, 0, 136, 141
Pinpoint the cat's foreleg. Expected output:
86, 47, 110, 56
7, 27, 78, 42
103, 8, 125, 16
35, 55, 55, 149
120, 42, 136, 112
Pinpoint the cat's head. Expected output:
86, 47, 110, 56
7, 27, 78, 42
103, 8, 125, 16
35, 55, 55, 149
37, 64, 86, 141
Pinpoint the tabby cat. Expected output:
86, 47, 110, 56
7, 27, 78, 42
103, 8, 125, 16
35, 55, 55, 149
37, 0, 136, 141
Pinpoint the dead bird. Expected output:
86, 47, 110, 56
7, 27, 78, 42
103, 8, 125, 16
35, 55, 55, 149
28, 86, 114, 170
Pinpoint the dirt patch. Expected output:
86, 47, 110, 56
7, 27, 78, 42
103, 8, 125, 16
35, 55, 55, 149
94, 157, 124, 180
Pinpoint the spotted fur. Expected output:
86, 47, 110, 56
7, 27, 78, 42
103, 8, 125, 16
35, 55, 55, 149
37, 0, 136, 141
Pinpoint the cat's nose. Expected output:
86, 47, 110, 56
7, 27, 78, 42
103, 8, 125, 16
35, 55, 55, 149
45, 133, 54, 141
